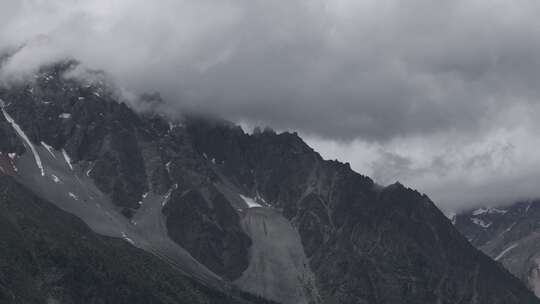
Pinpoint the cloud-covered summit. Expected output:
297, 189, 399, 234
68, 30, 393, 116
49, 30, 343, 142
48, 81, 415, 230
3, 0, 540, 210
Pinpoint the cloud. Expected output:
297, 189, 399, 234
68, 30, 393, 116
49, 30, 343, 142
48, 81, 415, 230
2, 0, 540, 210
307, 124, 540, 212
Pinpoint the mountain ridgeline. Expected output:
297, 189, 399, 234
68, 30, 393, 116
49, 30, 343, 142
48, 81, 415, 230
455, 200, 540, 298
0, 62, 537, 304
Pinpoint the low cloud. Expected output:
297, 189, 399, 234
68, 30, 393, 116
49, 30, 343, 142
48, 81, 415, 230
3, 0, 540, 210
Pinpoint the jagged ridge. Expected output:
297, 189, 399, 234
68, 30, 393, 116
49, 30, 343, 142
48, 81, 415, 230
0, 62, 538, 304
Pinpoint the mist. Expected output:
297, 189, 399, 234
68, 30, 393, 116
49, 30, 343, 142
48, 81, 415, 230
3, 0, 540, 211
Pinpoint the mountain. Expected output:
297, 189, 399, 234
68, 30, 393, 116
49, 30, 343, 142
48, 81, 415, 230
0, 175, 273, 304
455, 200, 540, 297
0, 61, 538, 304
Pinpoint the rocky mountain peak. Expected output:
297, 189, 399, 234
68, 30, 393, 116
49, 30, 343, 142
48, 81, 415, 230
0, 62, 538, 303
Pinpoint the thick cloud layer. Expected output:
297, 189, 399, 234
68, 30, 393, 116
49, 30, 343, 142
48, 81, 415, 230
2, 0, 540, 210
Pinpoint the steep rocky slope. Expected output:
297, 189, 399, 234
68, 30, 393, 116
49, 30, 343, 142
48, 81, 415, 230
0, 62, 538, 304
0, 175, 272, 304
455, 200, 540, 297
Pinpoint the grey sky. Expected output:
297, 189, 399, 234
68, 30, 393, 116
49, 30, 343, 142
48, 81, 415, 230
2, 0, 540, 211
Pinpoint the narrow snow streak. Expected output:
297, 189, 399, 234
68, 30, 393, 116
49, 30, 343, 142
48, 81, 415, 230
161, 184, 178, 207
1, 105, 45, 176
41, 142, 56, 158
68, 192, 78, 200
500, 223, 516, 236
495, 244, 518, 261
122, 232, 136, 245
86, 162, 95, 177
62, 149, 74, 170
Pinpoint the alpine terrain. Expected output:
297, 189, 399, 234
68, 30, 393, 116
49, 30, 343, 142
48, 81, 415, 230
0, 61, 538, 304
455, 200, 540, 299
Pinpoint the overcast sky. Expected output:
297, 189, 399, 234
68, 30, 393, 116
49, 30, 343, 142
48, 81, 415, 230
2, 0, 540, 211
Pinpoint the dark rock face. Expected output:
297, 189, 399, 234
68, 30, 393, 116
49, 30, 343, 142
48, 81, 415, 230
186, 121, 539, 304
0, 63, 252, 282
455, 201, 540, 297
164, 189, 252, 280
0, 62, 148, 215
0, 62, 539, 303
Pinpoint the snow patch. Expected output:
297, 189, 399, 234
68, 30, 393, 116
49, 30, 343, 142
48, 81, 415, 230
58, 113, 72, 119
471, 218, 491, 228
51, 175, 61, 183
445, 212, 457, 225
138, 192, 149, 206
240, 194, 263, 208
168, 121, 184, 131
1, 104, 45, 176
62, 149, 73, 170
472, 207, 508, 216
121, 232, 136, 245
495, 243, 518, 261
68, 192, 78, 200
8, 153, 16, 159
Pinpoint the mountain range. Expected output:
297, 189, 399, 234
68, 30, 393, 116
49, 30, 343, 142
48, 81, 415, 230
0, 61, 538, 303
455, 199, 540, 299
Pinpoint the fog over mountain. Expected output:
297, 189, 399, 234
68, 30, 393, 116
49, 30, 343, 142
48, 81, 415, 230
3, 0, 540, 211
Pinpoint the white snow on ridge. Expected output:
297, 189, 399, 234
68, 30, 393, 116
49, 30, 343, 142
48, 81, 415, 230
1, 105, 45, 176
51, 174, 61, 183
471, 218, 492, 228
62, 149, 74, 170
495, 243, 518, 261
445, 211, 456, 225
240, 194, 263, 208
472, 207, 508, 216
59, 113, 72, 119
